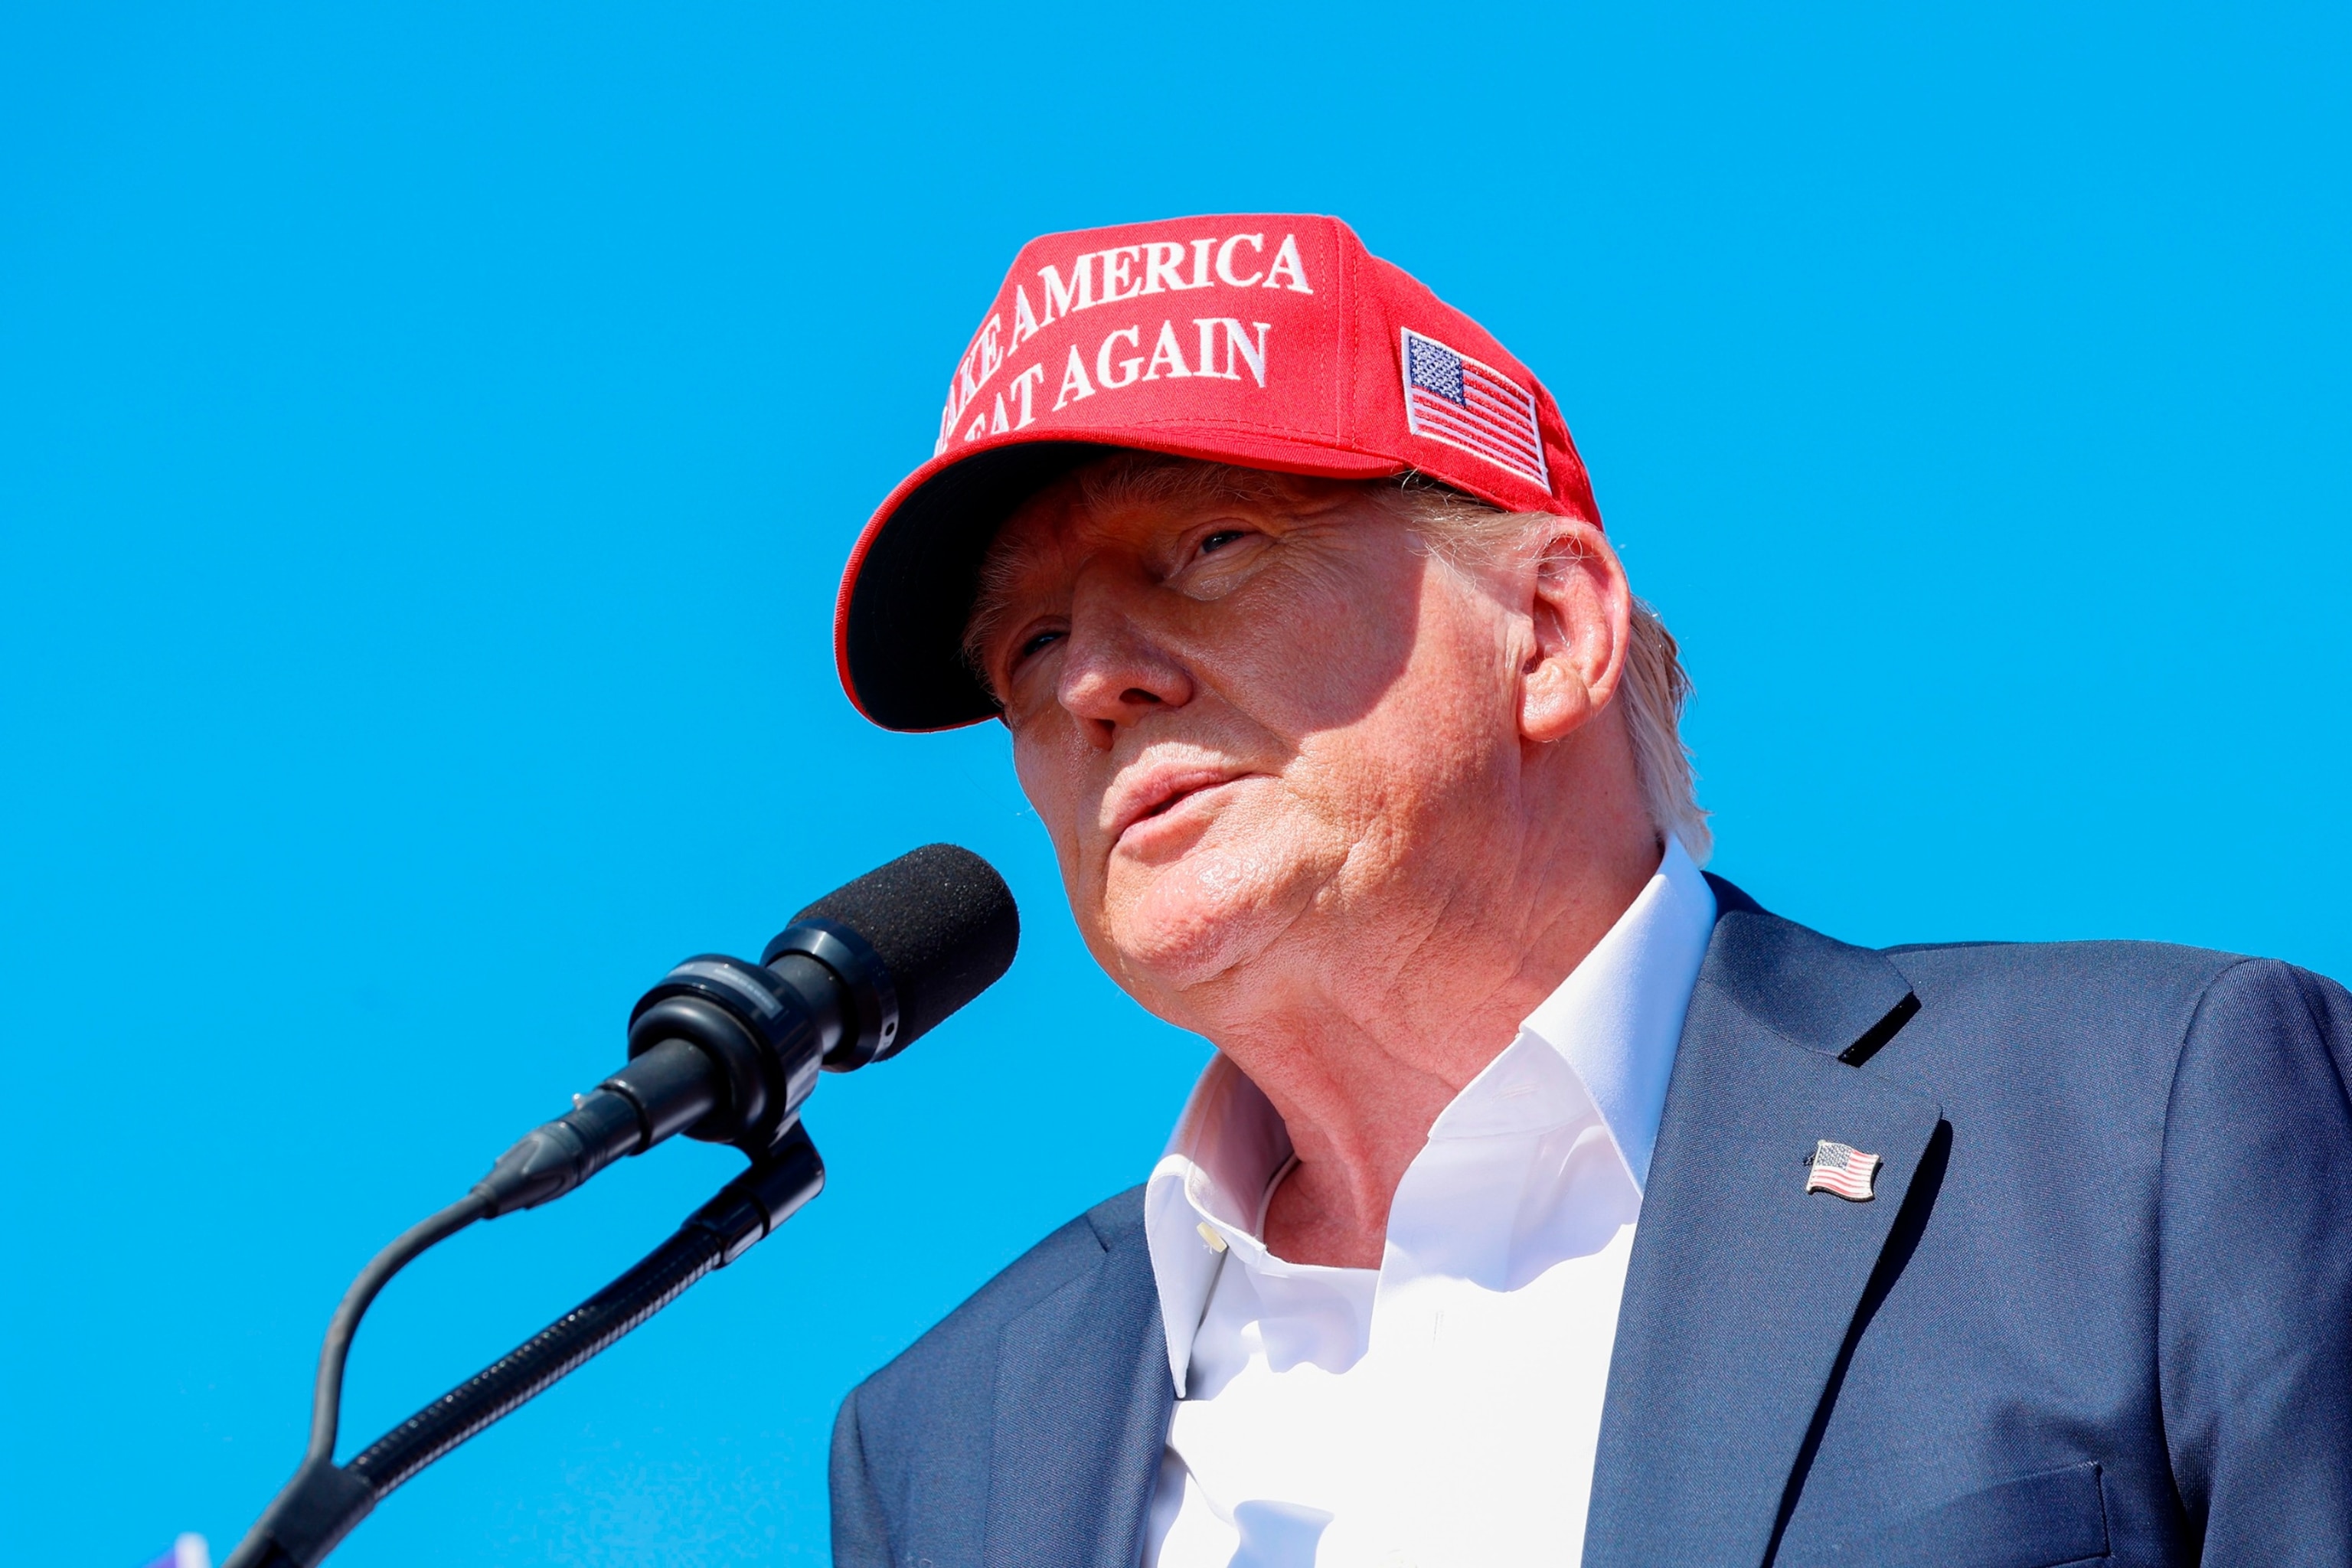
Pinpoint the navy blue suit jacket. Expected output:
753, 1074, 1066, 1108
831, 880, 2352, 1566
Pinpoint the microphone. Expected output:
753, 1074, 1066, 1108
472, 842, 1018, 1217
220, 844, 1018, 1568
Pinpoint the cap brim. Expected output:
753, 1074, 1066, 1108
836, 441, 1106, 731
835, 428, 1406, 732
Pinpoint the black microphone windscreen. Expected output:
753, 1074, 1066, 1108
792, 844, 1019, 1050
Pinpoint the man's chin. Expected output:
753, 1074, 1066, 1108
1102, 852, 1305, 998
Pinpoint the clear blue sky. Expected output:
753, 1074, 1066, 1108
3, 2, 2345, 1563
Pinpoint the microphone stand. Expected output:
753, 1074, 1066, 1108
222, 1125, 825, 1568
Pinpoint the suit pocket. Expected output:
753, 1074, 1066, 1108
1799, 1460, 2109, 1568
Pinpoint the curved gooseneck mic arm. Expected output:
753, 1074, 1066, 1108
221, 1127, 824, 1568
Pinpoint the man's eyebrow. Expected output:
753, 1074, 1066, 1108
960, 535, 1042, 689
958, 462, 1320, 685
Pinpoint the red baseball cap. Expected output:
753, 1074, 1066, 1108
835, 213, 1601, 731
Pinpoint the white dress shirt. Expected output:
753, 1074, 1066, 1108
1141, 837, 1717, 1568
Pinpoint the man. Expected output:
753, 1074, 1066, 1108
824, 215, 2352, 1566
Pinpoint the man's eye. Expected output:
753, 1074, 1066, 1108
1200, 529, 1246, 556
1017, 629, 1064, 662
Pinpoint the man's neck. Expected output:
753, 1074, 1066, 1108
1200, 831, 1664, 1269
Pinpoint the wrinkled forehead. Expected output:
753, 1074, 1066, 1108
985, 456, 1353, 587
961, 457, 1380, 674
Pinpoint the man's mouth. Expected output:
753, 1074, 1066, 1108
1106, 766, 1246, 849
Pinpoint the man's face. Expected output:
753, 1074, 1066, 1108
969, 466, 1540, 1026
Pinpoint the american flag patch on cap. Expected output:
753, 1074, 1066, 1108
1805, 1139, 1881, 1201
1400, 328, 1549, 488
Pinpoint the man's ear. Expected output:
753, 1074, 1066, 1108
1518, 520, 1632, 746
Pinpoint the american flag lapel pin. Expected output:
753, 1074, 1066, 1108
1805, 1138, 1882, 1201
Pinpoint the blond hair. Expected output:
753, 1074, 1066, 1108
1377, 478, 1710, 864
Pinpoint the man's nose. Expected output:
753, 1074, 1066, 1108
1056, 581, 1194, 748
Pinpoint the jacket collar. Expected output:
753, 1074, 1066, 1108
1582, 875, 1941, 1568
975, 878, 1940, 1568
984, 1193, 1174, 1568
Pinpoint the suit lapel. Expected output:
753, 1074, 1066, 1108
985, 1196, 1174, 1568
1583, 881, 1942, 1568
